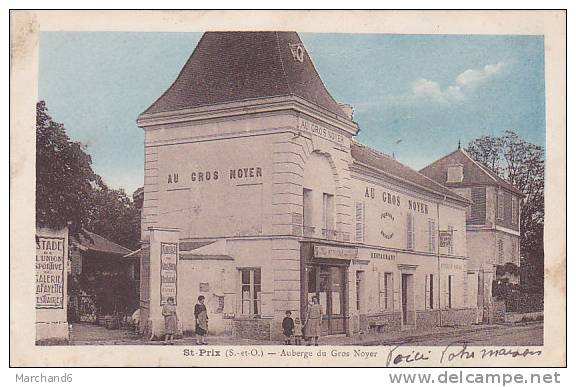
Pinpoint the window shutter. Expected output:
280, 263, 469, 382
424, 274, 430, 309
447, 225, 454, 254
428, 220, 436, 253
355, 202, 365, 242
407, 213, 414, 250
498, 239, 504, 264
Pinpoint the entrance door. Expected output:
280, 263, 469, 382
401, 273, 414, 326
308, 265, 346, 335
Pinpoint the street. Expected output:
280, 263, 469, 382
68, 322, 543, 347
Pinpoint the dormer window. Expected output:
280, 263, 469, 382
446, 164, 464, 183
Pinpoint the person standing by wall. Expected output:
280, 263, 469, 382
194, 295, 208, 345
282, 310, 295, 345
162, 297, 177, 345
304, 296, 322, 346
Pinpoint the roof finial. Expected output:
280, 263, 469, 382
458, 139, 461, 150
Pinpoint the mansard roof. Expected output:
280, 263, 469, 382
141, 31, 349, 119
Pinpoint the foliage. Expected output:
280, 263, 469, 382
466, 130, 544, 292
36, 101, 139, 249
36, 101, 97, 236
492, 280, 544, 313
495, 262, 520, 277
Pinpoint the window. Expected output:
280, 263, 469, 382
322, 193, 335, 237
355, 202, 365, 242
447, 225, 454, 255
303, 188, 313, 235
512, 197, 518, 225
447, 275, 453, 309
425, 274, 434, 309
511, 240, 519, 265
497, 190, 504, 220
379, 272, 393, 311
470, 187, 487, 224
428, 220, 436, 253
498, 239, 504, 265
240, 268, 261, 316
406, 213, 414, 250
447, 165, 464, 183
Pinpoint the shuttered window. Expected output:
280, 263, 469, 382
355, 202, 365, 242
498, 239, 504, 264
428, 220, 436, 253
512, 197, 518, 225
447, 225, 454, 255
379, 272, 393, 311
406, 213, 414, 250
497, 190, 504, 220
469, 187, 486, 225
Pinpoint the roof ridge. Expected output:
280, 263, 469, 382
459, 148, 498, 183
351, 142, 471, 204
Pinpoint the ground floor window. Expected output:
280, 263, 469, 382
240, 268, 261, 316
379, 272, 393, 311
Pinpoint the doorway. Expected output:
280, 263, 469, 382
401, 273, 415, 327
307, 264, 346, 335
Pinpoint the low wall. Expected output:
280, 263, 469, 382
233, 318, 272, 340
367, 312, 401, 333
416, 310, 440, 329
439, 308, 477, 326
505, 311, 543, 323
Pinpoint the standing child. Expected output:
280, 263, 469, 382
162, 297, 177, 345
293, 317, 303, 345
282, 310, 294, 345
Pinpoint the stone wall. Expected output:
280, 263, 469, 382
367, 312, 401, 333
439, 308, 477, 326
416, 310, 440, 329
234, 318, 272, 340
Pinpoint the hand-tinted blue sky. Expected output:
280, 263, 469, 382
39, 32, 545, 195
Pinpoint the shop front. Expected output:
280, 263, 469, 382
300, 243, 357, 336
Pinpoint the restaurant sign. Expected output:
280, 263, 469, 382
36, 236, 65, 309
160, 242, 178, 305
314, 245, 357, 260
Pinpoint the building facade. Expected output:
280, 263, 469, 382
137, 32, 478, 340
420, 148, 524, 323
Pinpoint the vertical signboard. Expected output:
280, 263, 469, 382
35, 236, 65, 309
160, 242, 178, 305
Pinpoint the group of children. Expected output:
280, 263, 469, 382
281, 310, 304, 345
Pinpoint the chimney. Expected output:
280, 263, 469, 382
338, 103, 354, 120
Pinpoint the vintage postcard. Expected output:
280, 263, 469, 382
10, 10, 566, 367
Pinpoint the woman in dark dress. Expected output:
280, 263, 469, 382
194, 295, 208, 345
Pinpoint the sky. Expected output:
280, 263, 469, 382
38, 32, 545, 195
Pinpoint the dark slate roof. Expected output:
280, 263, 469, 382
142, 32, 347, 118
419, 148, 524, 196
72, 230, 132, 256
350, 142, 470, 204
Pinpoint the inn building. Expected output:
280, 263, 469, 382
137, 32, 480, 340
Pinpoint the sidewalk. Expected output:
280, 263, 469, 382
68, 321, 540, 346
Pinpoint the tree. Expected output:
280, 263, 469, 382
36, 101, 139, 249
466, 130, 545, 291
85, 182, 141, 250
36, 100, 97, 236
